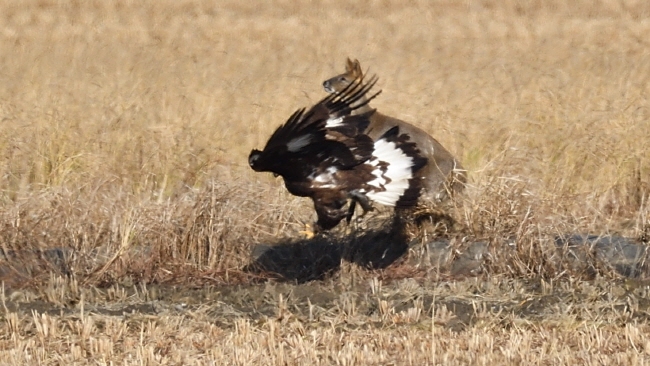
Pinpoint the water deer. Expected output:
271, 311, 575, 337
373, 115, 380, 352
323, 58, 466, 204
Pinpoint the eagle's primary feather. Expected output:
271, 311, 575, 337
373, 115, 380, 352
249, 75, 427, 233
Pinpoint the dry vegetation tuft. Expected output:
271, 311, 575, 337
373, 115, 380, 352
1, 0, 650, 363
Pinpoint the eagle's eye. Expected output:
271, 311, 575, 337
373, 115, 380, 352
273, 173, 279, 178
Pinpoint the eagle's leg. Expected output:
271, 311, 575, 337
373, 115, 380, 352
304, 198, 348, 238
348, 191, 374, 215
345, 191, 374, 232
345, 200, 357, 224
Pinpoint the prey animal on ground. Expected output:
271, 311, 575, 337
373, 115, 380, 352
249, 76, 427, 234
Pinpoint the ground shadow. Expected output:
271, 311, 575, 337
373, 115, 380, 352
342, 223, 409, 269
245, 237, 343, 283
244, 219, 409, 283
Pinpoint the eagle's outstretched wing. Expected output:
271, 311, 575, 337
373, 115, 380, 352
249, 75, 380, 177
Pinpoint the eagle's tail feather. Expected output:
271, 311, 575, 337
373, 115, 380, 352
363, 126, 427, 208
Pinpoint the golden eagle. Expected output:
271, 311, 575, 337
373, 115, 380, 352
249, 76, 427, 233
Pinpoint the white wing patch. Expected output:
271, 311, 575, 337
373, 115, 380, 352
363, 139, 414, 206
309, 166, 338, 188
286, 135, 312, 152
325, 116, 344, 128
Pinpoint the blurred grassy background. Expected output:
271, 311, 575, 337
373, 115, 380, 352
0, 0, 648, 279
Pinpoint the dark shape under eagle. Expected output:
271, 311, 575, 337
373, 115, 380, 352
249, 75, 427, 233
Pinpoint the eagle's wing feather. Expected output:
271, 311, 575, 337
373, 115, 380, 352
263, 74, 380, 155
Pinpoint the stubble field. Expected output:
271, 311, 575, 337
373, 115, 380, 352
1, 0, 650, 364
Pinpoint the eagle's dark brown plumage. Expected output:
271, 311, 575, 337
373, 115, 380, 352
249, 76, 427, 233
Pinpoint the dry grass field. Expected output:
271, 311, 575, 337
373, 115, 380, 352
1, 0, 650, 364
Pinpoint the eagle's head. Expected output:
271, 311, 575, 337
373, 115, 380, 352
248, 149, 263, 171
249, 149, 280, 177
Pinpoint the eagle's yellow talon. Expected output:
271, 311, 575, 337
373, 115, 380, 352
299, 223, 315, 239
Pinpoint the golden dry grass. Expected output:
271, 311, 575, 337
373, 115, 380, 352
1, 0, 650, 364
2, 275, 650, 364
